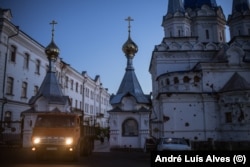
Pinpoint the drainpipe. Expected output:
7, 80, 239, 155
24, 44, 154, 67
81, 73, 87, 123
0, 26, 19, 130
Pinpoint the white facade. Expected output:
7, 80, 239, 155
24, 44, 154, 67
149, 0, 250, 149
0, 9, 111, 145
108, 19, 152, 150
109, 98, 150, 149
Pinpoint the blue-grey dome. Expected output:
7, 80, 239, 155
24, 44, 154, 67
184, 0, 217, 9
232, 0, 250, 13
167, 0, 185, 14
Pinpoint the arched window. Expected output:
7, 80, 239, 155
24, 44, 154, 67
174, 77, 179, 84
166, 78, 170, 85
206, 30, 209, 39
183, 76, 190, 83
194, 76, 200, 82
122, 118, 138, 136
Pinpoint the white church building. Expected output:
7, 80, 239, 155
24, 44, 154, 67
108, 17, 151, 150
149, 0, 250, 150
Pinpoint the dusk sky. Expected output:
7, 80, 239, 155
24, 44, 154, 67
1, 0, 233, 94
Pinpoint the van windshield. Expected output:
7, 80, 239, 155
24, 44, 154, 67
35, 115, 76, 128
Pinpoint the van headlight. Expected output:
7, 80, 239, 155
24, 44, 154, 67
33, 137, 41, 144
65, 137, 73, 145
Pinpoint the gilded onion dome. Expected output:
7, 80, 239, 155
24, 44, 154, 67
122, 36, 138, 58
45, 39, 60, 61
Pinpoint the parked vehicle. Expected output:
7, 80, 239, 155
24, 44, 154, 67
31, 112, 96, 160
143, 137, 157, 152
157, 138, 191, 151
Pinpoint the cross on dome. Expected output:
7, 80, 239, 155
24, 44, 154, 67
49, 20, 57, 39
125, 16, 134, 35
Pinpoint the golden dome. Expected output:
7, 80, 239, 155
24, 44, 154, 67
122, 36, 138, 57
45, 39, 60, 61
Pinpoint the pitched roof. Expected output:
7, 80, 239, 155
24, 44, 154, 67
220, 72, 250, 92
167, 0, 185, 15
108, 106, 150, 113
29, 71, 68, 105
110, 68, 150, 104
232, 0, 250, 13
184, 0, 217, 9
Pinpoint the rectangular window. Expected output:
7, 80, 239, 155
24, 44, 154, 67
70, 98, 72, 107
225, 112, 232, 123
206, 30, 209, 39
34, 86, 39, 95
6, 77, 14, 95
80, 85, 83, 94
70, 79, 74, 90
91, 91, 94, 99
21, 82, 28, 98
85, 103, 89, 113
65, 76, 68, 88
75, 100, 78, 109
24, 53, 29, 69
90, 105, 93, 114
4, 111, 12, 128
35, 59, 40, 74
85, 88, 89, 97
10, 45, 17, 62
76, 82, 78, 92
